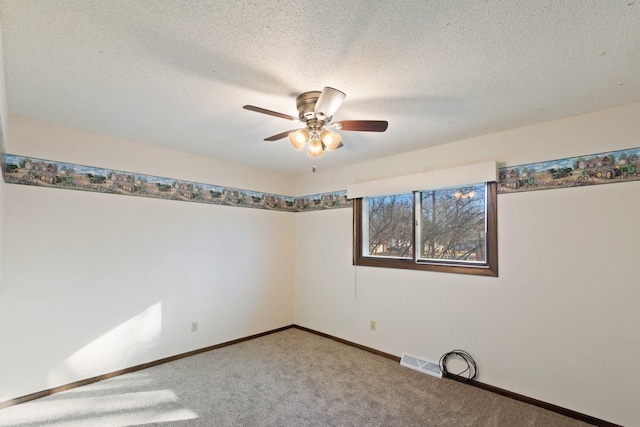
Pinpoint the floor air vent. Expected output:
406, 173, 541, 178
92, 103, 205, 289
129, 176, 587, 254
400, 353, 442, 378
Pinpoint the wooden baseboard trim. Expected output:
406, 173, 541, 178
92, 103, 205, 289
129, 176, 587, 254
294, 325, 619, 427
0, 324, 621, 426
444, 373, 620, 427
0, 324, 294, 410
292, 324, 401, 362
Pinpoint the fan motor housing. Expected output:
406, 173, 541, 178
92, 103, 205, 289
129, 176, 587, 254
296, 91, 321, 121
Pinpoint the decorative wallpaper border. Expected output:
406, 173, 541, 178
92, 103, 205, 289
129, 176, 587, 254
3, 146, 639, 209
2, 154, 351, 213
497, 146, 640, 194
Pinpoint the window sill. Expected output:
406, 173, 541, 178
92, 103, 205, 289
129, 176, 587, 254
353, 255, 498, 276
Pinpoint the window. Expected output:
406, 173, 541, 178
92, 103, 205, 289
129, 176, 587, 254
354, 182, 498, 276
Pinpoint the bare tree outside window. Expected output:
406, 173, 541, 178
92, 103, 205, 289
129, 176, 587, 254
366, 194, 413, 258
419, 185, 486, 262
354, 182, 497, 276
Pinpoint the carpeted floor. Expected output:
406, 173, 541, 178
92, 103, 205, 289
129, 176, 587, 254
0, 328, 592, 426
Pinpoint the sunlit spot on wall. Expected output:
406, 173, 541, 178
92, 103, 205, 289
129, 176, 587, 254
0, 390, 198, 426
48, 302, 162, 387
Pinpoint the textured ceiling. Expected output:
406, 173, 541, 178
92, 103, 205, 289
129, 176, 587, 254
0, 0, 639, 175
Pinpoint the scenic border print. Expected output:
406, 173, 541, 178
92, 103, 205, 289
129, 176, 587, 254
498, 146, 640, 194
3, 154, 352, 212
6, 146, 639, 206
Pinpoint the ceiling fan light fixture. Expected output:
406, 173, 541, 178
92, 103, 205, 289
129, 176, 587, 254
307, 137, 324, 158
288, 129, 309, 150
320, 129, 341, 151
243, 86, 389, 159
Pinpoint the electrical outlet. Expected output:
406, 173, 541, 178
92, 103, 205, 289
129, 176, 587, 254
191, 322, 198, 332
370, 320, 376, 331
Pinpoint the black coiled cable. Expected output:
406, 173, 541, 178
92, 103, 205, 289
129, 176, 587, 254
439, 350, 477, 382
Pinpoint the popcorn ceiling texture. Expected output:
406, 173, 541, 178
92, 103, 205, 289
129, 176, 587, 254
0, 0, 639, 175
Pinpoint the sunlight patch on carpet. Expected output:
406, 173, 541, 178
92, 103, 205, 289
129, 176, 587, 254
0, 390, 198, 426
60, 373, 154, 394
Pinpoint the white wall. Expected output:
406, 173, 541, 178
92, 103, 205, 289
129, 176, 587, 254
0, 169, 4, 293
2, 103, 639, 425
8, 116, 295, 195
0, 20, 7, 152
0, 17, 9, 310
294, 102, 640, 426
0, 117, 295, 402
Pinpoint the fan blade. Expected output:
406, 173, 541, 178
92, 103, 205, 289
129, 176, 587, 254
315, 87, 346, 120
243, 105, 299, 121
264, 129, 299, 142
336, 120, 388, 132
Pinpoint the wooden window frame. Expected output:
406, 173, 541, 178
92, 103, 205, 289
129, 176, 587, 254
353, 182, 498, 277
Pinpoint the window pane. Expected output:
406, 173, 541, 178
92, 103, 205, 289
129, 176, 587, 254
419, 184, 486, 262
366, 194, 413, 258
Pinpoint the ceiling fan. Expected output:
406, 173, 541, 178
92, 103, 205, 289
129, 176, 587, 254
243, 87, 388, 158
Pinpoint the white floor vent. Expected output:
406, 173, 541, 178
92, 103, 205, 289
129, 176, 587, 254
400, 353, 442, 378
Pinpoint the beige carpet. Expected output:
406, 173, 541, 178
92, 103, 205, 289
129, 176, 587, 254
0, 328, 592, 426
